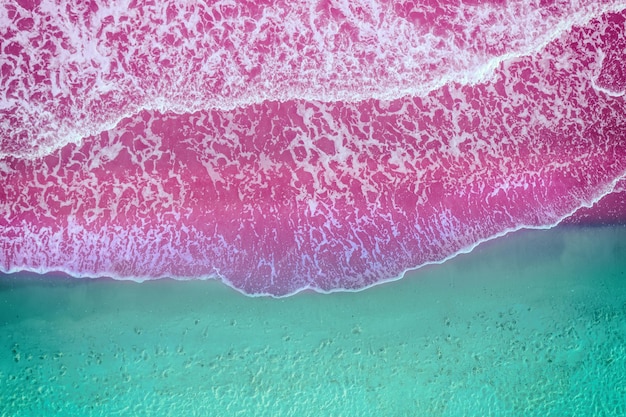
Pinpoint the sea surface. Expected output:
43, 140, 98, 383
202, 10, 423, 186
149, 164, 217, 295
2, 1, 626, 415
2, 225, 625, 416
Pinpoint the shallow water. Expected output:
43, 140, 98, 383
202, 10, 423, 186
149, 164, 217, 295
1, 225, 625, 416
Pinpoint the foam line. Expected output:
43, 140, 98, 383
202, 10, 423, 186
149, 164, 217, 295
1, 5, 626, 296
2, 1, 625, 160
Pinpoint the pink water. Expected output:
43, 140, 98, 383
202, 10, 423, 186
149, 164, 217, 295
1, 0, 625, 296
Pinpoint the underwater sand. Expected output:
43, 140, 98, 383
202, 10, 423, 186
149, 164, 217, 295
1, 225, 625, 416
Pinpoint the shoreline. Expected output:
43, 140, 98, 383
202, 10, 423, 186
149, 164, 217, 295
2, 222, 625, 296
2, 224, 625, 416
2, 217, 625, 298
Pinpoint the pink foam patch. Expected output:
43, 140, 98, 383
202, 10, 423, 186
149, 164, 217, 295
1, 2, 625, 295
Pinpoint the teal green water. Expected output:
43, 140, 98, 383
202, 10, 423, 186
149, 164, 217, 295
1, 226, 626, 416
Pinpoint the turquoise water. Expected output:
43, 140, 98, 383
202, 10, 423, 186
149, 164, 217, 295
1, 226, 625, 416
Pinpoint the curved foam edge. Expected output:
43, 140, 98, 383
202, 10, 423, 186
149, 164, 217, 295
590, 46, 626, 97
591, 81, 626, 98
3, 173, 625, 298
4, 4, 625, 162
336, 173, 626, 300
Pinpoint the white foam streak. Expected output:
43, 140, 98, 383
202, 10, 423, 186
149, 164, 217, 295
291, 171, 626, 299
2, 1, 625, 159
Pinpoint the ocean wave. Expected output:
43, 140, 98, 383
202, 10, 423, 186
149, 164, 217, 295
1, 2, 625, 296
1, 0, 624, 159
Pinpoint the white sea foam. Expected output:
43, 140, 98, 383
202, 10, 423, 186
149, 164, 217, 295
1, 1, 625, 159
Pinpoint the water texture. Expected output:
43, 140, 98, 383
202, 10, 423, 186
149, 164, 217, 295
2, 2, 626, 295
1, 226, 625, 416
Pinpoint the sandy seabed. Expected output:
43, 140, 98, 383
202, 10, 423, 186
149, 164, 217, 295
1, 225, 625, 416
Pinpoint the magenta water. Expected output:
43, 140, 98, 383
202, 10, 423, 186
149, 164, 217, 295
1, 1, 626, 296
